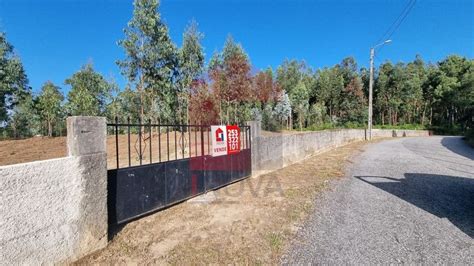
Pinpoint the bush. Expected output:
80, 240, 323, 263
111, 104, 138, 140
464, 128, 474, 147
429, 125, 463, 135
374, 124, 427, 130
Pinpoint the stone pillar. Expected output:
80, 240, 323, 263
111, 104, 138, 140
246, 120, 262, 176
67, 116, 107, 156
246, 120, 261, 141
66, 116, 108, 261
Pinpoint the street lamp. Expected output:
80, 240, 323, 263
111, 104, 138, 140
367, 39, 392, 140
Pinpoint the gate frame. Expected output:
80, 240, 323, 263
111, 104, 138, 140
106, 120, 252, 224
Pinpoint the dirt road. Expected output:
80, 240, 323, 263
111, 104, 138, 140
283, 136, 474, 264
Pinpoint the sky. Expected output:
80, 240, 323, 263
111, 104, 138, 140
0, 0, 473, 93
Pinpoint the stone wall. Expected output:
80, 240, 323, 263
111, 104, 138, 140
0, 117, 108, 264
249, 122, 429, 176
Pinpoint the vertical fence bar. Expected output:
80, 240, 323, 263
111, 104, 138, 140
127, 117, 131, 167
244, 126, 246, 149
115, 117, 119, 169
194, 127, 197, 157
149, 119, 152, 164
138, 118, 142, 165
249, 126, 251, 149
207, 127, 210, 155
181, 126, 185, 159
245, 127, 248, 149
167, 126, 170, 161
188, 125, 191, 158
174, 128, 177, 160
158, 124, 161, 163
200, 126, 205, 156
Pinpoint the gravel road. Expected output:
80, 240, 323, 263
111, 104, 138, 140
282, 136, 474, 264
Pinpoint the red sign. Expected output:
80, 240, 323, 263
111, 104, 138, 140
226, 125, 240, 154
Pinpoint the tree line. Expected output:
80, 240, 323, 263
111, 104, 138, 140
1, 0, 472, 140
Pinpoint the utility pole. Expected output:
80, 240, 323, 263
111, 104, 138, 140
367, 40, 392, 141
368, 48, 375, 140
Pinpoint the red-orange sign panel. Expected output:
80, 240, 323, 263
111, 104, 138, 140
226, 125, 240, 154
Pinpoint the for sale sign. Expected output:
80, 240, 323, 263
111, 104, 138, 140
211, 125, 227, 157
226, 125, 240, 154
211, 125, 241, 157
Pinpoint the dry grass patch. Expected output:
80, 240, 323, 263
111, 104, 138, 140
76, 140, 375, 265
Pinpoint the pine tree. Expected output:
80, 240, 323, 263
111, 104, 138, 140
209, 36, 252, 124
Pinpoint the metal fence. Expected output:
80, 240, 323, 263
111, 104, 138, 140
106, 118, 252, 224
107, 117, 251, 170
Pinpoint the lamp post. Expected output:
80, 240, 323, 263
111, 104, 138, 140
368, 39, 391, 140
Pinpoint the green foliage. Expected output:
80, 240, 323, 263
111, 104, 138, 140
1, 10, 472, 141
65, 63, 112, 116
117, 0, 178, 123
0, 32, 29, 124
464, 128, 474, 147
339, 76, 366, 124
37, 81, 64, 136
374, 124, 427, 130
273, 90, 291, 127
276, 60, 309, 95
177, 20, 205, 123
8, 92, 41, 138
314, 67, 344, 120
290, 81, 309, 130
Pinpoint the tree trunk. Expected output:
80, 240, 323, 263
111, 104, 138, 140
429, 107, 433, 125
389, 109, 392, 126
48, 120, 52, 137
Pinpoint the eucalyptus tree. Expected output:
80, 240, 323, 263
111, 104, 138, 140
314, 67, 344, 121
0, 32, 29, 125
290, 81, 309, 130
37, 81, 64, 137
117, 0, 178, 123
273, 90, 292, 129
178, 20, 205, 124
65, 63, 112, 116
8, 92, 40, 138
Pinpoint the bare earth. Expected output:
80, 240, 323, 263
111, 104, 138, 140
0, 130, 250, 169
75, 140, 371, 264
0, 137, 67, 166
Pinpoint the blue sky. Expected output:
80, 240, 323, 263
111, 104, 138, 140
0, 0, 472, 93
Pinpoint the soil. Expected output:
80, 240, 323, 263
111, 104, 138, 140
0, 130, 250, 169
74, 140, 372, 265
0, 136, 67, 166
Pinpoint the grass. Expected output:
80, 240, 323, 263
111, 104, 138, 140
271, 122, 428, 132
267, 232, 283, 251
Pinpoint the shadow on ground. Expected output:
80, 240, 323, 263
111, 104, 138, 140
356, 173, 474, 238
440, 136, 474, 160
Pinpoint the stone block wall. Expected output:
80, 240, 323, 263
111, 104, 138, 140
249, 122, 429, 176
0, 116, 108, 264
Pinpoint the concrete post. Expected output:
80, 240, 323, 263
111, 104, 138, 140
66, 116, 108, 261
67, 116, 107, 156
246, 120, 261, 141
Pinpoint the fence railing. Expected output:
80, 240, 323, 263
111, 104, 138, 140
107, 118, 251, 170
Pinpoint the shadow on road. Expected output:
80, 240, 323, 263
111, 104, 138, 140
355, 173, 474, 238
440, 136, 474, 160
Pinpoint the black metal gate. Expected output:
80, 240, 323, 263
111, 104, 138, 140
107, 119, 251, 224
